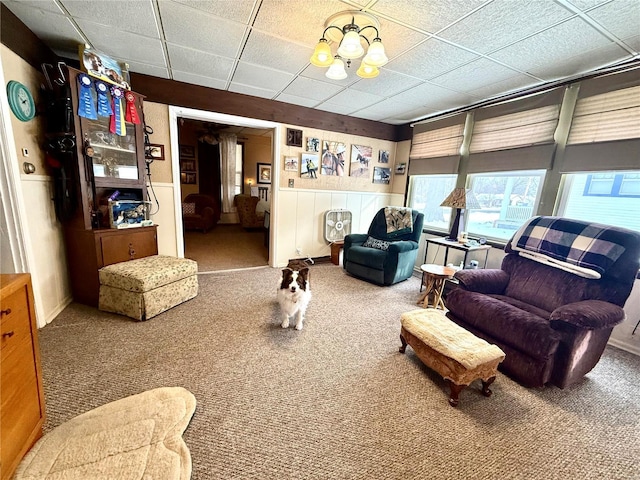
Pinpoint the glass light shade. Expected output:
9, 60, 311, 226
310, 39, 333, 67
356, 61, 379, 78
337, 30, 364, 59
326, 57, 348, 80
362, 38, 388, 67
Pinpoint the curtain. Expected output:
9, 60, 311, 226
219, 133, 237, 213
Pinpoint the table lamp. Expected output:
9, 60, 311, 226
440, 187, 481, 241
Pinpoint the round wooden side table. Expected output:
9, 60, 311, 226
418, 264, 457, 309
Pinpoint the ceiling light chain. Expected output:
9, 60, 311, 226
310, 11, 389, 80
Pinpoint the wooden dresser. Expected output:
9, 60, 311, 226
1, 273, 45, 480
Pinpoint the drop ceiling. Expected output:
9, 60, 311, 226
3, 0, 639, 125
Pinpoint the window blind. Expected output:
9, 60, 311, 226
566, 85, 640, 145
408, 113, 465, 175
469, 104, 561, 153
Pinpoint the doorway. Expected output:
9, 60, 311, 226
168, 107, 280, 270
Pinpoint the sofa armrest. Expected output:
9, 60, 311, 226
388, 240, 418, 253
202, 206, 214, 220
454, 269, 510, 294
550, 300, 625, 330
345, 234, 368, 249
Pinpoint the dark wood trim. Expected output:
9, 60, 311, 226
0, 3, 58, 69
131, 72, 408, 141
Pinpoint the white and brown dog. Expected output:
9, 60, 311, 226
277, 261, 311, 330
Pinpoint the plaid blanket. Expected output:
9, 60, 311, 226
384, 207, 413, 236
506, 216, 632, 279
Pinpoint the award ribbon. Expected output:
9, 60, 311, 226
124, 92, 141, 124
109, 87, 126, 136
95, 81, 112, 117
77, 74, 97, 120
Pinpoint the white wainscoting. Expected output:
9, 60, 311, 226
20, 175, 72, 327
274, 188, 404, 267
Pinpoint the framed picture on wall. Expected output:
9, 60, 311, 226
181, 160, 196, 172
181, 172, 197, 184
286, 128, 303, 147
179, 145, 195, 158
284, 156, 298, 172
301, 153, 318, 179
306, 137, 320, 152
373, 166, 391, 184
379, 150, 390, 163
395, 162, 407, 175
257, 163, 272, 184
146, 143, 165, 161
350, 144, 372, 178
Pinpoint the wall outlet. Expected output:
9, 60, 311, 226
288, 179, 294, 188
296, 247, 302, 255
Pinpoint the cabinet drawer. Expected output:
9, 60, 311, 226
100, 229, 158, 267
1, 287, 30, 355
1, 337, 42, 476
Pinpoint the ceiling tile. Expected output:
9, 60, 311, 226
314, 102, 361, 116
125, 60, 169, 80
466, 75, 538, 101
241, 30, 313, 74
63, 0, 159, 38
158, 1, 247, 60
321, 88, 385, 111
490, 17, 617, 73
348, 69, 423, 97
438, 0, 572, 54
170, 0, 256, 23
281, 76, 343, 102
232, 62, 294, 91
76, 18, 166, 67
173, 71, 228, 90
563, 0, 613, 10
229, 83, 278, 99
585, 0, 640, 41
621, 34, 640, 51
2, 4, 83, 57
369, 0, 487, 34
381, 105, 439, 124
431, 58, 530, 92
274, 92, 320, 108
252, 0, 347, 46
527, 42, 631, 80
373, 17, 430, 61
385, 38, 478, 80
167, 44, 235, 81
353, 97, 419, 119
4, 0, 60, 13
386, 81, 475, 111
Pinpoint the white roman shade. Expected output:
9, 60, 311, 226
563, 68, 640, 173
469, 105, 560, 153
409, 114, 465, 175
467, 88, 564, 172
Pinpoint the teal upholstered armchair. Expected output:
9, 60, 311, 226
343, 207, 424, 285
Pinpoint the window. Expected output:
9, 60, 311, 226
584, 173, 640, 197
557, 171, 640, 232
235, 143, 243, 195
465, 170, 546, 241
408, 174, 458, 232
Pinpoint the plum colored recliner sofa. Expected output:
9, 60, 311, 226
343, 207, 424, 286
445, 216, 640, 388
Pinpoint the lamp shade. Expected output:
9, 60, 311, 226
310, 39, 333, 67
326, 57, 348, 80
440, 188, 481, 209
362, 38, 388, 66
356, 61, 379, 78
337, 30, 364, 59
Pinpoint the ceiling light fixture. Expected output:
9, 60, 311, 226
310, 10, 388, 80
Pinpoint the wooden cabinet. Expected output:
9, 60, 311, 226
64, 225, 158, 307
56, 67, 158, 306
1, 274, 45, 480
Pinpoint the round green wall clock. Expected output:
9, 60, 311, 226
7, 80, 36, 122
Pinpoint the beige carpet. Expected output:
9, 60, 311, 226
15, 387, 196, 480
184, 224, 267, 272
39, 265, 640, 479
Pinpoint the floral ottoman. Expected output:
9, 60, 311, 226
99, 255, 198, 321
